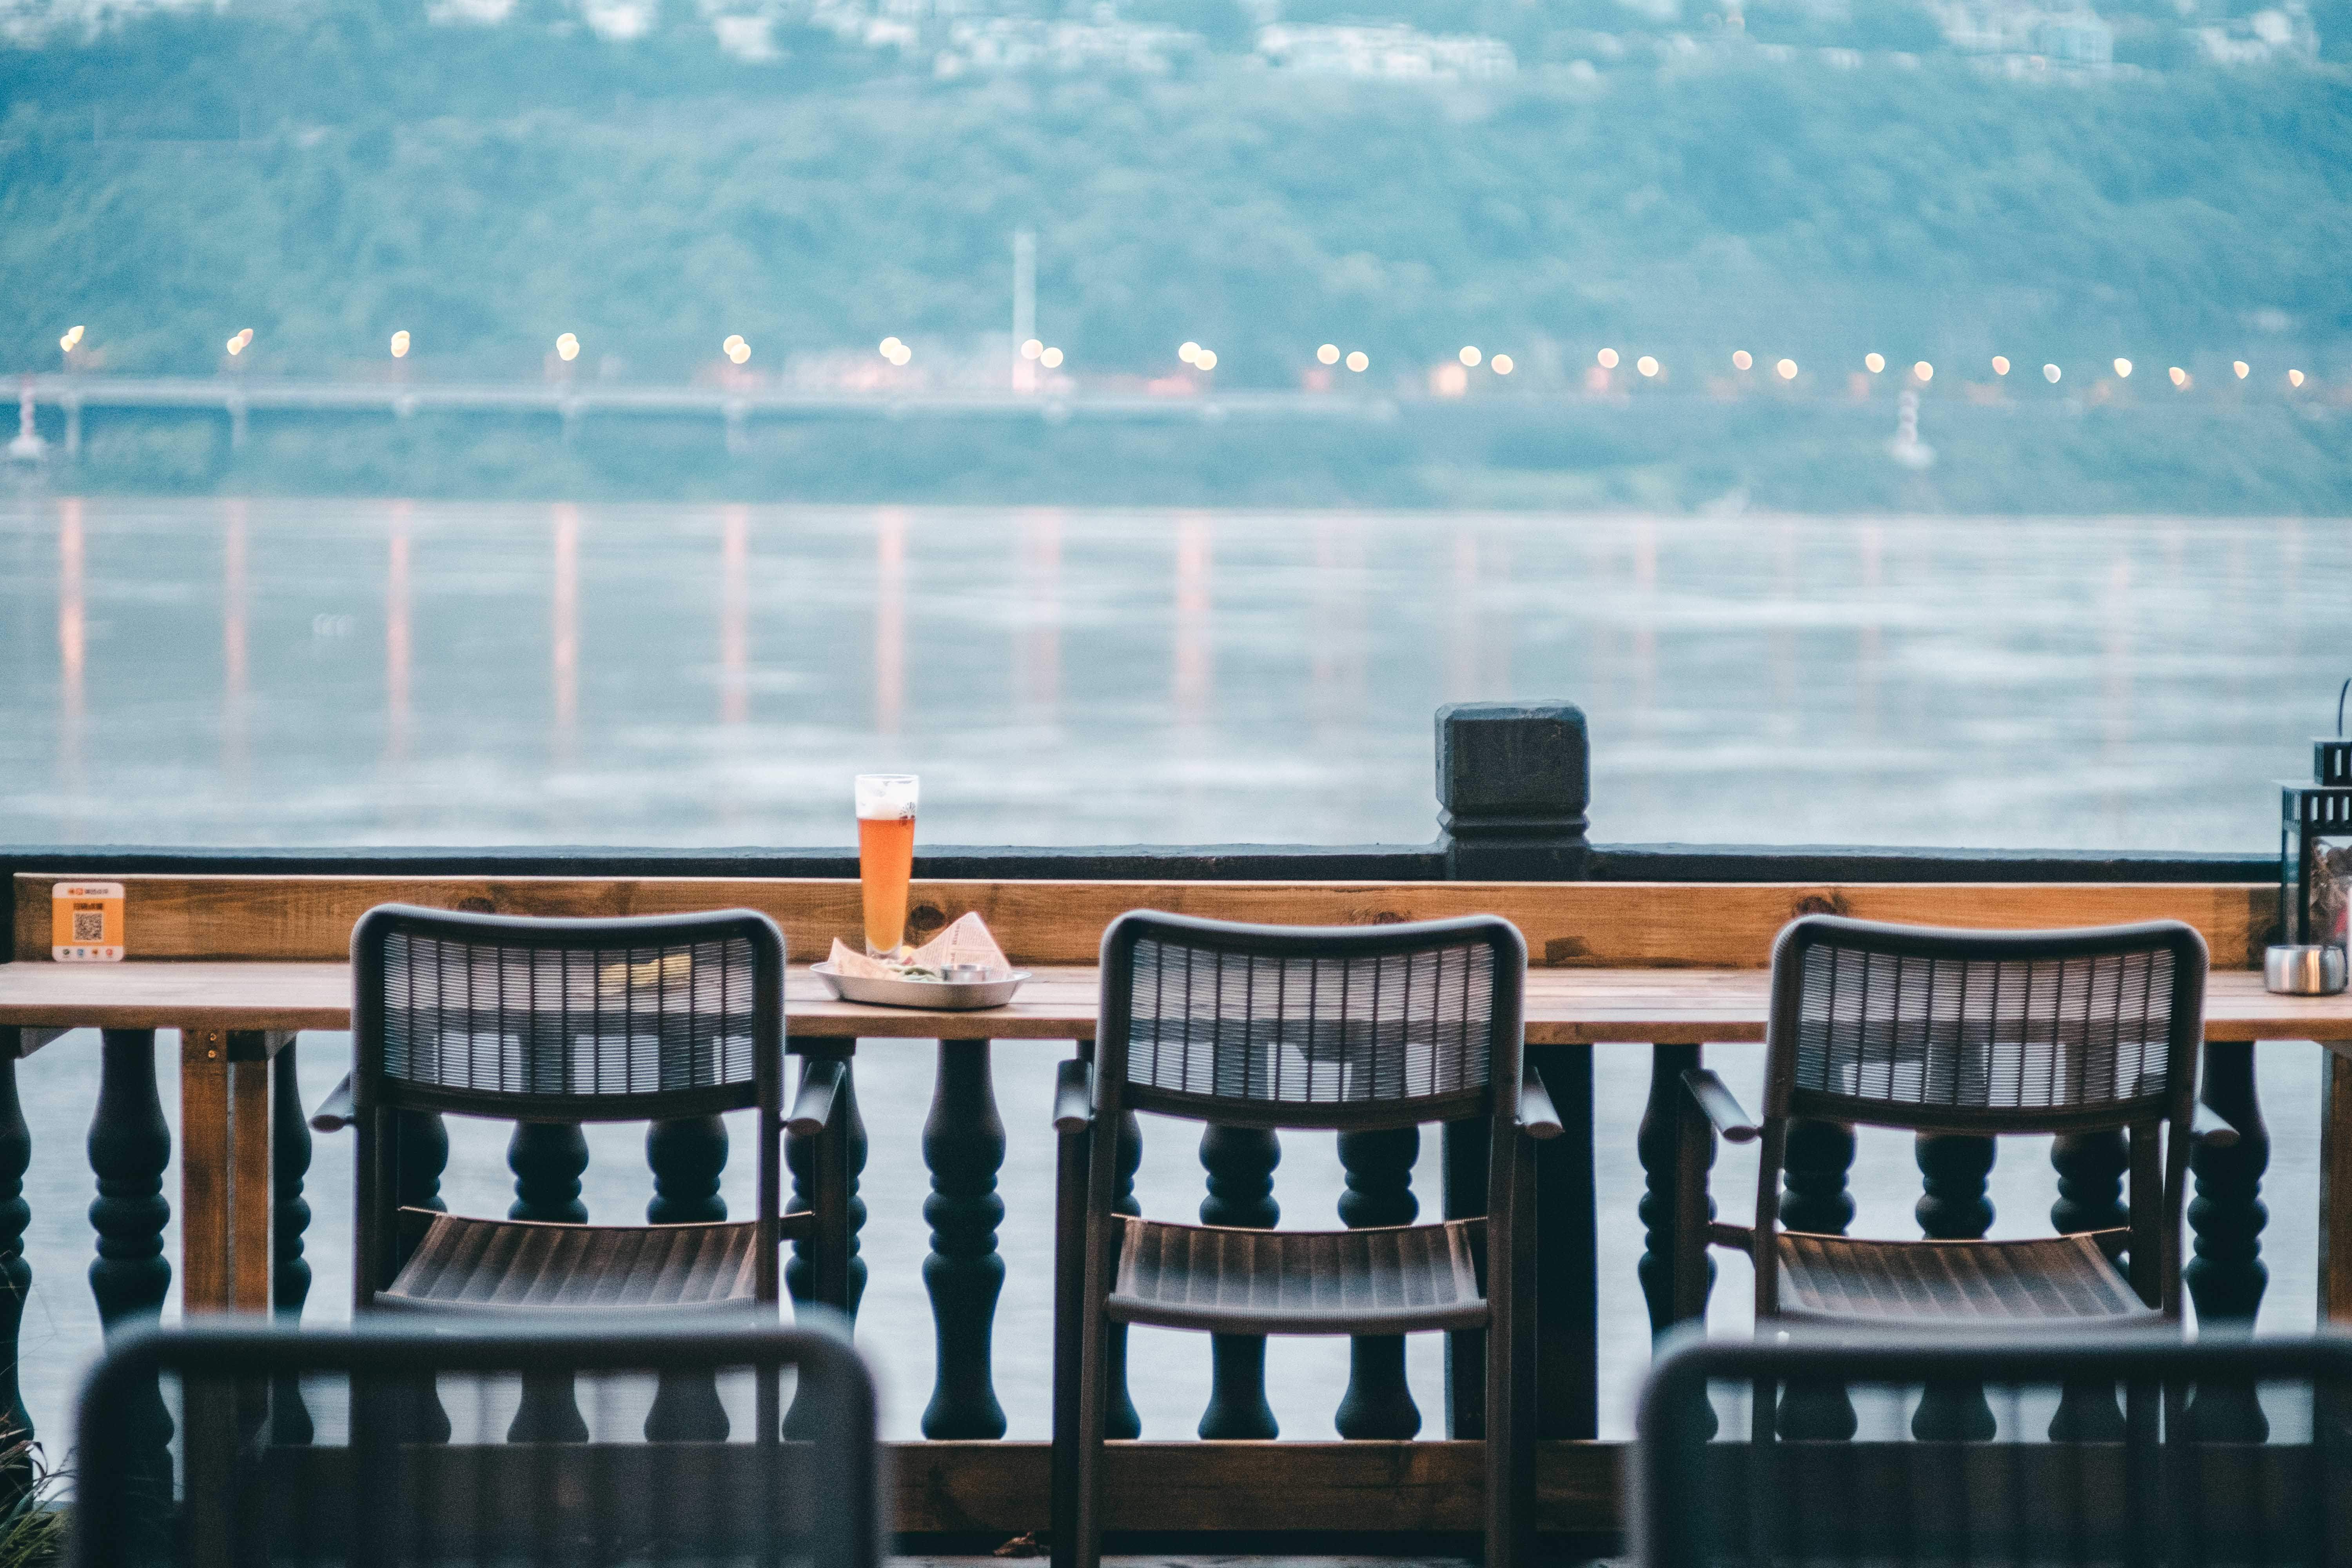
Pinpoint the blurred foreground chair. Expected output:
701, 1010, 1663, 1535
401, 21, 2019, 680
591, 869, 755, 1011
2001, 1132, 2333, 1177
1051, 911, 1561, 1568
73, 1316, 880, 1568
1634, 1329, 2352, 1568
1674, 917, 2228, 1393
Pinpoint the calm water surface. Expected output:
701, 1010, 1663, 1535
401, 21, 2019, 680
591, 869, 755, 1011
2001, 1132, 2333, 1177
0, 498, 2343, 1451
3, 498, 2344, 848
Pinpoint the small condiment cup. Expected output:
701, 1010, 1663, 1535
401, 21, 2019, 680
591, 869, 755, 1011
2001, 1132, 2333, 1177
943, 963, 989, 984
2265, 944, 2348, 996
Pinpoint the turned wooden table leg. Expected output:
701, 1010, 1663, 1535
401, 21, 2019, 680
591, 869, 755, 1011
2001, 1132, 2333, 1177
1199, 1124, 1279, 1439
923, 1037, 1007, 1439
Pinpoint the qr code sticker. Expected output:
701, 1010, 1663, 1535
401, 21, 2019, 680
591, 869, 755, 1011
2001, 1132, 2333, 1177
72, 911, 103, 943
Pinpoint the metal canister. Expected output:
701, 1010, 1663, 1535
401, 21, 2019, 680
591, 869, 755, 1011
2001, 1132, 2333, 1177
2265, 944, 2349, 995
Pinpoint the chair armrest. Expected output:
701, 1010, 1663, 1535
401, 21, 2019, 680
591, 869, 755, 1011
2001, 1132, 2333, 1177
2193, 1100, 2241, 1150
1053, 1059, 1094, 1134
309, 1073, 355, 1133
1517, 1063, 1564, 1140
786, 1056, 847, 1138
1680, 1069, 1759, 1144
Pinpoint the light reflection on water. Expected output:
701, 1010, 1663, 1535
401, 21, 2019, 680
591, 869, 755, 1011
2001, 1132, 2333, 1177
0, 498, 2342, 1449
0, 497, 2341, 849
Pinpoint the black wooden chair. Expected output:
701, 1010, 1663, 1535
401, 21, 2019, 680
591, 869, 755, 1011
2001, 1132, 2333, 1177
73, 1315, 880, 1568
1674, 916, 2229, 1350
349, 906, 852, 1346
1051, 910, 1560, 1568
1634, 1328, 2352, 1568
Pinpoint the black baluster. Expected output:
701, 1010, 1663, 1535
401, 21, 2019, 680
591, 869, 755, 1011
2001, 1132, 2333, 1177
1198, 1124, 1279, 1439
647, 1116, 728, 1223
1916, 1132, 1995, 1239
1779, 1117, 1856, 1234
2187, 1041, 2271, 1440
88, 1029, 173, 1497
645, 1115, 730, 1440
0, 1041, 29, 1443
1637, 1044, 1709, 1335
788, 1059, 869, 1318
1912, 1133, 1997, 1440
1106, 1108, 1142, 1439
2048, 1130, 2129, 1440
396, 1110, 448, 1215
1776, 1118, 1855, 1439
1335, 1125, 1419, 1439
506, 1120, 588, 1441
270, 1043, 314, 1444
509, 1121, 589, 1223
923, 1040, 1007, 1439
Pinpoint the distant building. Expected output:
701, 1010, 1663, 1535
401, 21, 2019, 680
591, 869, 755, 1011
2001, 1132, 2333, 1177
2194, 3, 2318, 63
1929, 0, 2113, 65
932, 16, 1200, 74
1254, 23, 1517, 82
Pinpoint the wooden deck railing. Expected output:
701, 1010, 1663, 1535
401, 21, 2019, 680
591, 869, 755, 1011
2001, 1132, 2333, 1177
0, 702, 2316, 1545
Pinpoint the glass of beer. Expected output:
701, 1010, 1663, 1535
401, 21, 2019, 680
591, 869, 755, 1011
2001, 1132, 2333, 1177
855, 773, 919, 958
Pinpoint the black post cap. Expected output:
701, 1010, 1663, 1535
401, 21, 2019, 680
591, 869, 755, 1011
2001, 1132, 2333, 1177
1436, 701, 1590, 881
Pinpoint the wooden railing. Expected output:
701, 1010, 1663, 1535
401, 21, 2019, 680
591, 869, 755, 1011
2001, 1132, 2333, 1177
0, 704, 2309, 1545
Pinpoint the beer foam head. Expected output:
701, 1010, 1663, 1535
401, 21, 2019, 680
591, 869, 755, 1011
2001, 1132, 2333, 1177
855, 773, 919, 818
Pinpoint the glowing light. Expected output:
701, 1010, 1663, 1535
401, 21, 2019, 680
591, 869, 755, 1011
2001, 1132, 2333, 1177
2043, 363, 2061, 383
1040, 346, 1063, 368
1865, 353, 1885, 374
723, 334, 746, 354
880, 337, 904, 356
728, 341, 751, 365
1732, 350, 1752, 370
1491, 354, 1514, 375
61, 324, 85, 352
2169, 366, 2188, 388
2234, 361, 2250, 379
2113, 358, 2133, 379
886, 342, 911, 367
1318, 344, 1340, 365
555, 333, 580, 362
390, 330, 410, 358
1913, 361, 1933, 382
1345, 350, 1368, 373
1459, 346, 1482, 367
1775, 358, 1797, 380
1636, 355, 1659, 377
1021, 338, 1044, 361
1179, 341, 1201, 365
1597, 347, 1620, 369
2290, 368, 2306, 387
1195, 348, 1218, 370
1991, 356, 2010, 376
226, 337, 243, 356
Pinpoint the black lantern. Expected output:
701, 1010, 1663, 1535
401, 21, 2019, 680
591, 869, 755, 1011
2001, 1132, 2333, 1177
2281, 682, 2352, 952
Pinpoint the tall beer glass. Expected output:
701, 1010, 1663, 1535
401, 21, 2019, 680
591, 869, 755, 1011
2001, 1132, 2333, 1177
855, 773, 919, 957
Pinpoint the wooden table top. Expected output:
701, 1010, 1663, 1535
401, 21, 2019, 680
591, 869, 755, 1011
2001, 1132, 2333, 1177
1, 961, 2348, 1044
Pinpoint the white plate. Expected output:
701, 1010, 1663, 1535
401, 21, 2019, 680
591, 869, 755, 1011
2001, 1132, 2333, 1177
810, 962, 1030, 1011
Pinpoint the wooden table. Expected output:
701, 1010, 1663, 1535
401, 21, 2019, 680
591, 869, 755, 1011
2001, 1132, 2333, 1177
5, 960, 2352, 1330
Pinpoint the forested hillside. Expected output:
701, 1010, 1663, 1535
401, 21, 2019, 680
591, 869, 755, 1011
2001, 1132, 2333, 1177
4, 5, 2348, 383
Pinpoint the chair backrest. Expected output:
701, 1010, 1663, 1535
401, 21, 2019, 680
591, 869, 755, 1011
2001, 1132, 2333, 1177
1096, 910, 1524, 1129
1766, 915, 2207, 1135
352, 904, 785, 1123
74, 1316, 880, 1568
1634, 1329, 2352, 1568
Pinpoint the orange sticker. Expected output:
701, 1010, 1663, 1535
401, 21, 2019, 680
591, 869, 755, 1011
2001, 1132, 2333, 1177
52, 882, 124, 962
